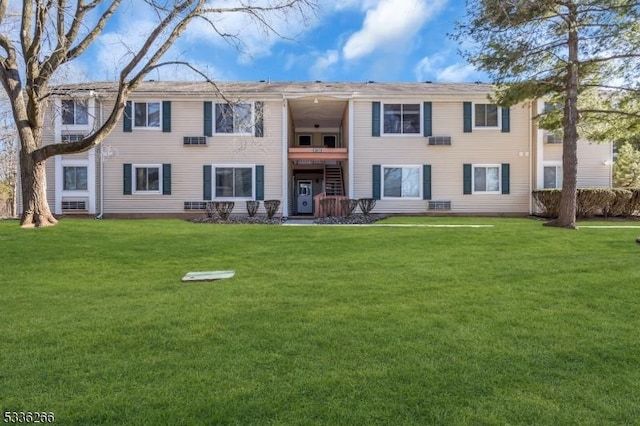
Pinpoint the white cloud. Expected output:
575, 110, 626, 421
414, 54, 479, 82
186, 0, 316, 63
342, 0, 447, 61
437, 63, 477, 82
310, 50, 340, 80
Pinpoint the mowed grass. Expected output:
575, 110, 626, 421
1, 217, 639, 425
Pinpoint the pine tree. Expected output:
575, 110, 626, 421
614, 143, 640, 188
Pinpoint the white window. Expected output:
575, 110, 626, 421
544, 165, 563, 189
214, 166, 254, 199
545, 132, 563, 144
134, 102, 161, 129
63, 166, 88, 191
62, 100, 88, 125
383, 103, 421, 135
473, 165, 501, 193
215, 103, 252, 134
382, 166, 421, 199
133, 165, 161, 193
474, 104, 499, 128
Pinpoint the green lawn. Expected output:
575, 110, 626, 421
1, 217, 639, 425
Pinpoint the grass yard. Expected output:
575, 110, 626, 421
1, 217, 639, 425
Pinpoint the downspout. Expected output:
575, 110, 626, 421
96, 99, 104, 219
281, 95, 289, 217
348, 95, 355, 198
529, 100, 533, 215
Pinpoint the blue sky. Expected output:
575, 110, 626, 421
74, 0, 486, 84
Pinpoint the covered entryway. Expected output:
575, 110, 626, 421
285, 94, 351, 217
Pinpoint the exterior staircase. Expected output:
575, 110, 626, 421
324, 163, 344, 196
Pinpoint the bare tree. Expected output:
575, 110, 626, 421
0, 97, 18, 217
0, 0, 316, 227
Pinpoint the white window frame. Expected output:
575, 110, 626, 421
132, 101, 162, 130
543, 162, 563, 189
214, 102, 255, 135
212, 164, 255, 201
132, 164, 162, 194
381, 103, 422, 136
62, 165, 89, 191
381, 164, 422, 200
473, 103, 501, 129
472, 164, 502, 194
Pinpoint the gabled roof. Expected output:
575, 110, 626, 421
53, 80, 496, 99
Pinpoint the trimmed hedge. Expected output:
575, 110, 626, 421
533, 188, 640, 218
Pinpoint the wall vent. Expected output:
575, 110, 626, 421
427, 136, 452, 146
428, 201, 451, 211
183, 136, 208, 146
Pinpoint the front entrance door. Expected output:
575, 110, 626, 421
297, 180, 313, 214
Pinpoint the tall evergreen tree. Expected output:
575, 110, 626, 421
454, 0, 640, 228
614, 143, 640, 188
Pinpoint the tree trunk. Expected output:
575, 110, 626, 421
19, 151, 57, 227
546, 3, 579, 229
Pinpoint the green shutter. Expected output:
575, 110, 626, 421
255, 165, 264, 200
501, 163, 510, 194
162, 164, 171, 195
463, 102, 472, 133
463, 163, 472, 194
501, 107, 510, 133
123, 163, 132, 195
423, 102, 432, 137
204, 102, 213, 137
254, 101, 264, 137
372, 164, 381, 200
203, 165, 212, 200
123, 101, 132, 132
162, 101, 171, 132
372, 102, 381, 137
423, 164, 432, 200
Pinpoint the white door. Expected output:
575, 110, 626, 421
297, 180, 313, 214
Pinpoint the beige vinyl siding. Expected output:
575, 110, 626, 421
577, 140, 611, 187
353, 98, 531, 214
544, 140, 563, 162
101, 98, 283, 215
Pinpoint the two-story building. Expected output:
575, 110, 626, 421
33, 81, 612, 218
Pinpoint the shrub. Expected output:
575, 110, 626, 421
603, 188, 633, 217
358, 198, 376, 216
340, 199, 359, 216
246, 201, 260, 218
534, 188, 640, 218
264, 200, 280, 219
532, 190, 561, 218
213, 201, 234, 220
205, 202, 217, 218
576, 188, 615, 218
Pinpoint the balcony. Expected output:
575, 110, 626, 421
288, 147, 348, 161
